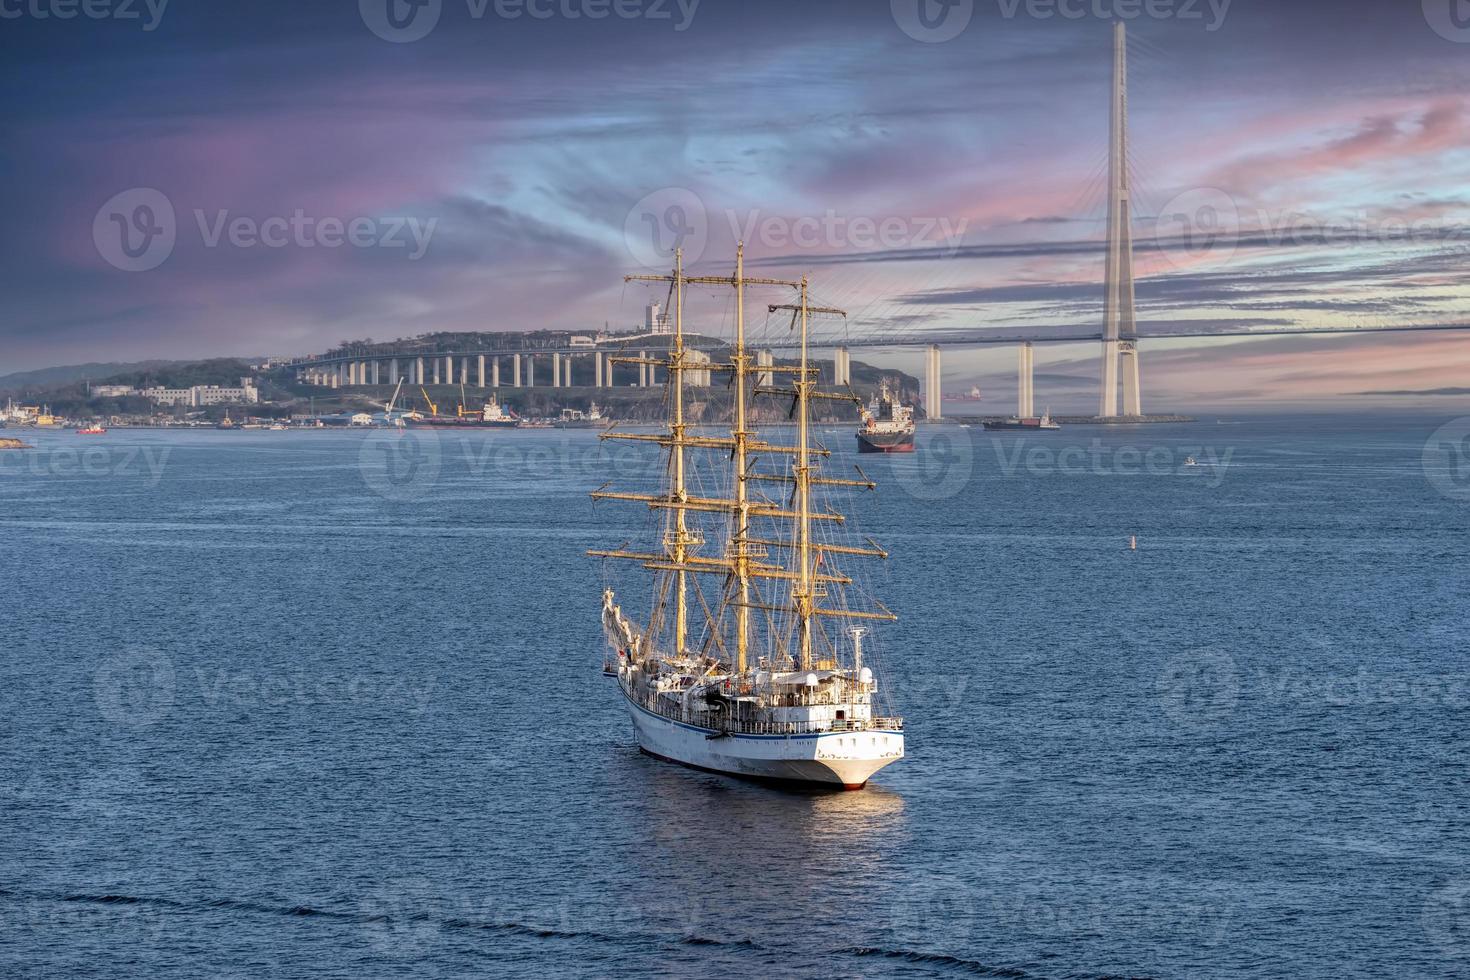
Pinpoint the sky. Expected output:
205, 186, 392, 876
3, 0, 1469, 410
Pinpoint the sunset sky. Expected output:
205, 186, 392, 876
4, 0, 1469, 409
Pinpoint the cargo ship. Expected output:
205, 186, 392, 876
553, 402, 613, 429
404, 390, 520, 429
856, 382, 916, 453
983, 408, 1060, 431
590, 246, 905, 791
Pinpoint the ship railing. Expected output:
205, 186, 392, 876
636, 692, 904, 736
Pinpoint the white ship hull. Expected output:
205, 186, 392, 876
621, 684, 904, 791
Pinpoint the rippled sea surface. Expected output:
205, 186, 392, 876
2, 412, 1467, 978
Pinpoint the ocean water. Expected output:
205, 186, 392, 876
2, 412, 1467, 978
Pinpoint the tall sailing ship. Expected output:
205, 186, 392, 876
589, 245, 905, 791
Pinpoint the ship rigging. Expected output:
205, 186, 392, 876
588, 244, 905, 790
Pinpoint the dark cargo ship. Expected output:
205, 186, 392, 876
982, 409, 1061, 432
404, 393, 520, 429
856, 383, 916, 454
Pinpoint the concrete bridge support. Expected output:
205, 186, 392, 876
552, 352, 561, 388
478, 355, 486, 388
513, 354, 522, 387
925, 345, 942, 421
1120, 342, 1142, 416
834, 347, 851, 386
1018, 343, 1034, 419
757, 350, 773, 387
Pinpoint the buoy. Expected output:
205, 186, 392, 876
1129, 535, 1137, 551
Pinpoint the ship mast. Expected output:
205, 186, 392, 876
682, 243, 801, 675
673, 248, 689, 655
591, 252, 895, 673
622, 249, 697, 655
733, 244, 751, 672
795, 278, 814, 670
768, 285, 853, 670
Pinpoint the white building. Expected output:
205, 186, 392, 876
90, 385, 137, 398
684, 349, 712, 387
142, 379, 259, 407
645, 302, 671, 335
141, 387, 195, 406
194, 384, 260, 406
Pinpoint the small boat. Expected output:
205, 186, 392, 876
1184, 456, 1199, 466
76, 424, 106, 435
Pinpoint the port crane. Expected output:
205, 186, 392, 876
379, 378, 407, 426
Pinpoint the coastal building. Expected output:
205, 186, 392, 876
141, 387, 196, 406
90, 384, 137, 398
645, 302, 670, 335
684, 349, 712, 387
193, 383, 260, 406
142, 379, 260, 407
